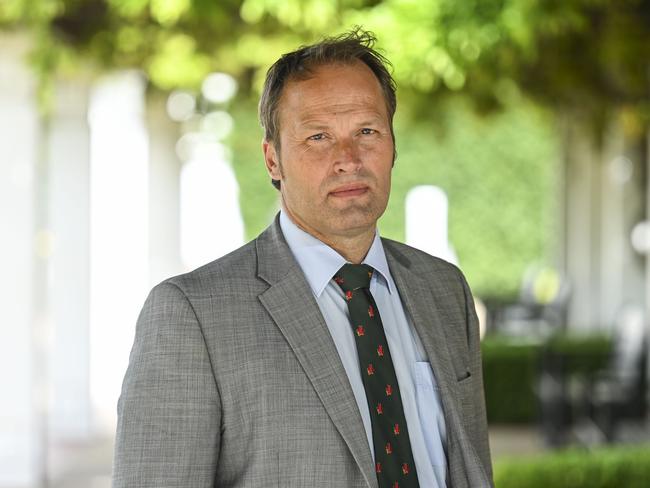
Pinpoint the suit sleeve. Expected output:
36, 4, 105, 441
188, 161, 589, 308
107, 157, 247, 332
113, 282, 221, 487
458, 270, 494, 483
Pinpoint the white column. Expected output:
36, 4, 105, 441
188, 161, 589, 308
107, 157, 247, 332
646, 127, 650, 415
598, 120, 646, 331
405, 185, 458, 265
562, 117, 646, 333
0, 33, 42, 487
563, 121, 601, 331
147, 93, 183, 285
47, 75, 92, 440
178, 136, 244, 270
88, 71, 149, 434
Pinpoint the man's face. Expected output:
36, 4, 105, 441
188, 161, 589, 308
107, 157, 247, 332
263, 61, 394, 244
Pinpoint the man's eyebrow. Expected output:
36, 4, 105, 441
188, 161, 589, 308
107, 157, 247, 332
357, 116, 384, 126
299, 113, 386, 127
300, 120, 330, 129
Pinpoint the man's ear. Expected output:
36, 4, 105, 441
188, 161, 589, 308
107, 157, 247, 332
263, 140, 282, 181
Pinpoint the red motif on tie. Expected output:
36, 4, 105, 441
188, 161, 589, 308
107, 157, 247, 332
356, 325, 365, 337
392, 482, 399, 488
385, 442, 392, 454
376, 402, 383, 414
368, 305, 375, 317
393, 423, 400, 435
385, 384, 392, 396
377, 345, 384, 357
345, 290, 353, 301
402, 463, 409, 475
367, 364, 375, 375
334, 276, 344, 285
375, 462, 382, 473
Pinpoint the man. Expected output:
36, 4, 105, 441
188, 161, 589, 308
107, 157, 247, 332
113, 30, 493, 488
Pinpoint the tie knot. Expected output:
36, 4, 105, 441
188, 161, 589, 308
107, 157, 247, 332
334, 263, 374, 292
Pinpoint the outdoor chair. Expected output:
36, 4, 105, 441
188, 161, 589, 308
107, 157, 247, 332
537, 304, 648, 447
585, 305, 648, 442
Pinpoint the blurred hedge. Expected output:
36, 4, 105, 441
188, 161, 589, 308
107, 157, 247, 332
481, 335, 612, 424
545, 334, 613, 375
494, 445, 650, 488
482, 338, 541, 423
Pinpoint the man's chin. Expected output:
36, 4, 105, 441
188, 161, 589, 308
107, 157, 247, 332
325, 210, 381, 234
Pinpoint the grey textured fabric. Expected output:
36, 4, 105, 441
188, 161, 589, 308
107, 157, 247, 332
112, 214, 494, 488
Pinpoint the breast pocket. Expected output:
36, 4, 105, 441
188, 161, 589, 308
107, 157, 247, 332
414, 361, 447, 482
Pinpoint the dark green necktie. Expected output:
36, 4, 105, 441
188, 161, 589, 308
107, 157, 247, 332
334, 263, 420, 488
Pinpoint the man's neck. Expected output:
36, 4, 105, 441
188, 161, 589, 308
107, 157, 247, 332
325, 233, 374, 264
281, 208, 375, 264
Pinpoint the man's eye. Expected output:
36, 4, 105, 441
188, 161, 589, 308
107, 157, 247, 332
360, 128, 376, 135
308, 133, 325, 141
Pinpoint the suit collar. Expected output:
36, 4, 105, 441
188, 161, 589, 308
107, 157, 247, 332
255, 213, 300, 286
278, 211, 347, 296
277, 210, 395, 296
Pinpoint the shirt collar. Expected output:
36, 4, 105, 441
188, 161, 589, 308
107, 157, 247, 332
280, 210, 394, 297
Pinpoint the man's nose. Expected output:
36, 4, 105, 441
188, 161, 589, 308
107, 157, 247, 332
333, 138, 361, 173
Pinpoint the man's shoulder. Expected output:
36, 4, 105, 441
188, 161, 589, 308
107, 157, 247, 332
157, 239, 260, 299
151, 215, 292, 301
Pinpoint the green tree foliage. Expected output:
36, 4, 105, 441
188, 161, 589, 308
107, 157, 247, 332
7, 0, 644, 298
5, 1, 649, 122
354, 1, 650, 121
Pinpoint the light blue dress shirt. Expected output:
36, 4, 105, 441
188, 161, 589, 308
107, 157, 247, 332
280, 211, 448, 488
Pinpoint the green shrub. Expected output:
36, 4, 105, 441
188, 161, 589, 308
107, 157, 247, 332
545, 334, 612, 375
494, 445, 650, 488
482, 338, 541, 423
481, 334, 612, 423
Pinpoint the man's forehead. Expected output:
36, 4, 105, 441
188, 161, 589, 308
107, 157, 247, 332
279, 64, 386, 116
285, 61, 378, 90
290, 59, 370, 82
296, 103, 386, 123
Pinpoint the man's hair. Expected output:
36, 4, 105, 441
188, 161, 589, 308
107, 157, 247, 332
259, 27, 397, 190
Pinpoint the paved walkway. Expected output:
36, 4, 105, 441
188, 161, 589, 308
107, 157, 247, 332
17, 421, 647, 487
40, 426, 546, 488
489, 425, 547, 460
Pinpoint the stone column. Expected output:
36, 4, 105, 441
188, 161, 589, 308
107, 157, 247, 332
47, 74, 92, 440
561, 119, 602, 331
146, 93, 183, 285
0, 33, 43, 487
644, 126, 650, 416
561, 115, 646, 333
598, 119, 646, 331
88, 71, 150, 434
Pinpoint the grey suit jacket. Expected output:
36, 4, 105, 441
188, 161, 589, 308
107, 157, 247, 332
113, 216, 494, 487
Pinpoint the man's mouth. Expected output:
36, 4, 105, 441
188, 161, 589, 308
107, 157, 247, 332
329, 184, 369, 198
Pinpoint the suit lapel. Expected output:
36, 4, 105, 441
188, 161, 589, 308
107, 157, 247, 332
256, 218, 378, 488
384, 249, 458, 394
